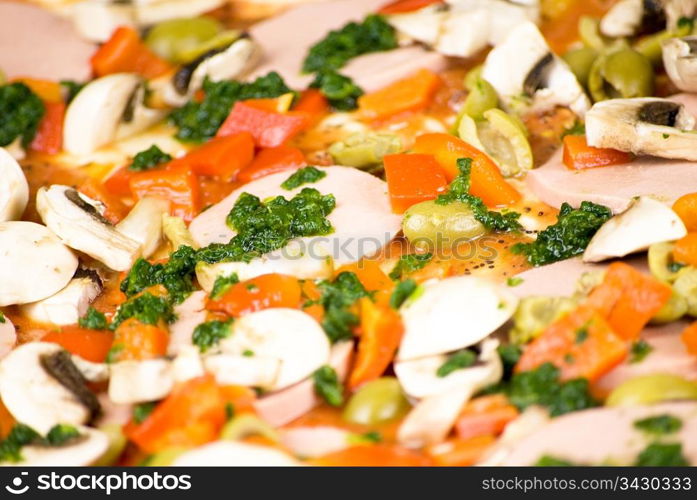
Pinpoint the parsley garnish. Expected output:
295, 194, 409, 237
389, 253, 432, 280
312, 365, 344, 406
128, 144, 172, 172
281, 166, 327, 190
437, 349, 477, 377
192, 319, 233, 352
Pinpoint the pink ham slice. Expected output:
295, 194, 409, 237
253, 340, 353, 427
0, 1, 95, 81
528, 93, 697, 213
247, 0, 448, 92
500, 402, 697, 465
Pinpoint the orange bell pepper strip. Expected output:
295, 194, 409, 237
91, 26, 173, 79
383, 153, 448, 213
112, 318, 169, 362
426, 435, 496, 466
412, 133, 521, 206
0, 400, 16, 439
586, 262, 672, 340
42, 326, 115, 363
334, 259, 394, 306
293, 88, 330, 128
79, 178, 130, 223
300, 280, 324, 323
673, 233, 697, 267
30, 100, 65, 155
562, 135, 632, 170
672, 193, 697, 232
515, 305, 628, 382
125, 375, 228, 454
219, 385, 257, 415
129, 162, 201, 221
12, 77, 62, 103
455, 394, 519, 441
238, 144, 307, 183
310, 444, 433, 466
378, 0, 445, 14
349, 298, 404, 389
176, 132, 255, 180
206, 273, 302, 317
681, 322, 697, 356
358, 69, 442, 122
216, 101, 306, 148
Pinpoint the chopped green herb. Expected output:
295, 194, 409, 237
315, 272, 371, 342
506, 277, 524, 287
437, 349, 477, 377
242, 349, 254, 357
561, 121, 585, 138
0, 311, 5, 324
105, 344, 124, 364
310, 70, 364, 111
0, 82, 45, 147
210, 273, 240, 300
629, 340, 653, 364
302, 14, 397, 73
312, 365, 344, 407
196, 188, 335, 265
635, 442, 688, 466
45, 424, 80, 446
133, 402, 157, 424
110, 293, 175, 330
128, 144, 172, 172
78, 307, 108, 330
120, 245, 197, 303
436, 158, 522, 232
170, 72, 294, 142
389, 279, 418, 309
534, 455, 578, 466
388, 253, 432, 280
281, 166, 327, 190
574, 326, 589, 344
506, 362, 597, 417
511, 201, 612, 266
192, 319, 233, 352
497, 343, 522, 380
349, 431, 383, 445
633, 414, 682, 436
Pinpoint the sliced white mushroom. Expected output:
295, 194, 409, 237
204, 354, 281, 389
280, 426, 351, 459
663, 36, 697, 93
108, 359, 174, 405
71, 1, 136, 43
36, 185, 141, 271
386, 4, 446, 47
395, 338, 502, 398
71, 355, 110, 383
168, 290, 206, 355
397, 276, 518, 361
0, 221, 78, 306
0, 147, 28, 222
171, 344, 205, 383
20, 272, 102, 326
4, 139, 25, 161
0, 342, 91, 433
481, 21, 590, 116
585, 97, 697, 160
583, 196, 687, 263
134, 0, 226, 26
0, 316, 16, 360
171, 440, 299, 466
116, 197, 169, 259
63, 73, 141, 155
114, 82, 168, 141
599, 0, 646, 37
434, 7, 490, 57
152, 37, 259, 108
190, 166, 401, 284
601, 0, 694, 37
9, 426, 109, 467
219, 308, 330, 391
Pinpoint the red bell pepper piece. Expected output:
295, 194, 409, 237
238, 144, 307, 183
91, 26, 173, 79
378, 0, 445, 14
383, 153, 448, 213
216, 101, 306, 148
30, 100, 65, 154
129, 162, 201, 221
178, 132, 255, 180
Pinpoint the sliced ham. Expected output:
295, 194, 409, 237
0, 316, 16, 360
595, 321, 697, 396
0, 2, 95, 81
189, 166, 402, 281
253, 341, 353, 427
511, 257, 603, 298
528, 93, 697, 213
500, 402, 697, 465
247, 0, 448, 92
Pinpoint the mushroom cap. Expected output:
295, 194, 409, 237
663, 36, 697, 93
0, 221, 78, 306
0, 147, 28, 222
16, 427, 110, 466
20, 275, 102, 326
172, 440, 299, 466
